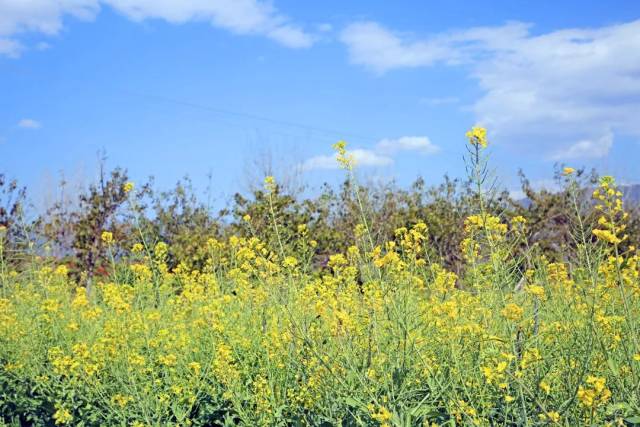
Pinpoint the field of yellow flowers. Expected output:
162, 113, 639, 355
1, 128, 640, 426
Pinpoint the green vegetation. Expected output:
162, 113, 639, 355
1, 128, 639, 426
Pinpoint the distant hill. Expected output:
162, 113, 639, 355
622, 184, 640, 205
516, 183, 640, 208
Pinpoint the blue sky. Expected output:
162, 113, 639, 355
1, 0, 640, 208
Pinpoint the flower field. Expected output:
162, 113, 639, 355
1, 129, 639, 426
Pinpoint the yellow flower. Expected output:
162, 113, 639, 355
512, 215, 527, 225
154, 242, 168, 260
563, 167, 576, 176
520, 348, 542, 370
593, 176, 629, 249
539, 412, 561, 423
328, 253, 348, 269
101, 231, 113, 244
242, 214, 251, 222
482, 361, 508, 385
354, 223, 367, 238
525, 285, 546, 300
465, 126, 488, 148
188, 361, 202, 375
501, 303, 524, 321
577, 376, 611, 408
464, 214, 506, 235
158, 353, 177, 367
123, 181, 134, 193
332, 140, 354, 170
592, 229, 622, 245
112, 394, 132, 408
283, 256, 298, 269
128, 353, 146, 367
539, 381, 551, 394
264, 176, 276, 193
131, 243, 144, 253
53, 405, 73, 425
370, 405, 393, 423
54, 264, 68, 277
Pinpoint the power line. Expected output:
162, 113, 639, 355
120, 90, 383, 143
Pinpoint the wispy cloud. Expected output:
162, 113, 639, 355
340, 21, 531, 73
419, 96, 458, 106
0, 37, 22, 57
0, 0, 98, 55
106, 0, 314, 48
340, 21, 458, 73
550, 131, 613, 160
0, 0, 315, 56
303, 136, 439, 171
18, 118, 42, 129
303, 148, 393, 171
340, 19, 640, 160
376, 136, 439, 155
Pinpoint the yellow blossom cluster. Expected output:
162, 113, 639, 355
577, 376, 612, 409
465, 126, 488, 148
0, 129, 638, 426
592, 176, 628, 245
332, 140, 355, 170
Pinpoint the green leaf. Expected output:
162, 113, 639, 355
624, 416, 640, 425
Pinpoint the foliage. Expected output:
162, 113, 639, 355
0, 174, 31, 266
1, 129, 640, 425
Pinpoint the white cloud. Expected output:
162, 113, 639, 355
0, 0, 98, 37
18, 118, 42, 129
550, 131, 613, 160
0, 0, 313, 55
0, 37, 22, 57
301, 154, 337, 170
376, 136, 439, 155
340, 21, 448, 73
105, 0, 313, 48
340, 19, 640, 160
265, 24, 313, 48
340, 21, 529, 73
303, 135, 439, 171
350, 149, 394, 167
302, 149, 393, 171
419, 96, 458, 106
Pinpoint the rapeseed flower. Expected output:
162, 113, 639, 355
465, 126, 488, 148
53, 404, 73, 425
264, 175, 276, 193
123, 181, 134, 193
501, 303, 523, 321
332, 140, 354, 170
101, 231, 113, 244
